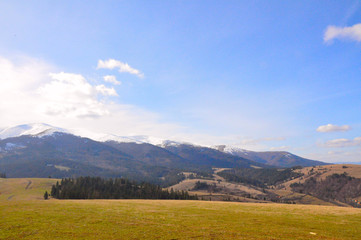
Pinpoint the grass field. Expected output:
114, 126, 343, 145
0, 178, 59, 201
1, 178, 361, 239
1, 199, 361, 239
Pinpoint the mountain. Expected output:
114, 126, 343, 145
106, 141, 267, 171
213, 145, 327, 167
0, 123, 272, 185
0, 123, 68, 140
162, 143, 268, 169
0, 123, 328, 185
0, 133, 166, 181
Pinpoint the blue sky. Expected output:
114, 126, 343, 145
0, 1, 360, 162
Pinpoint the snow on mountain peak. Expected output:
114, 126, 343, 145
0, 123, 197, 148
95, 134, 145, 144
94, 133, 189, 147
96, 134, 174, 146
211, 145, 251, 154
0, 123, 68, 140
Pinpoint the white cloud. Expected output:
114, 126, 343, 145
324, 23, 361, 43
97, 59, 144, 78
324, 137, 361, 148
103, 75, 121, 85
95, 84, 118, 96
305, 149, 361, 164
0, 56, 55, 125
37, 72, 117, 118
0, 55, 184, 139
316, 124, 351, 133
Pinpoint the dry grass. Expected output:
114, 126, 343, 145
170, 178, 263, 195
0, 178, 59, 201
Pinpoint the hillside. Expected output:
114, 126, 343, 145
168, 164, 361, 207
0, 134, 165, 182
0, 178, 58, 201
104, 141, 194, 168
163, 143, 267, 169
267, 164, 361, 207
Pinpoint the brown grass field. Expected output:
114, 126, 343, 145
0, 178, 59, 201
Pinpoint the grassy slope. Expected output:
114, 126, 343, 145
0, 178, 59, 201
1, 200, 361, 240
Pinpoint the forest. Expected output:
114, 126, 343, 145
50, 176, 197, 200
218, 167, 303, 188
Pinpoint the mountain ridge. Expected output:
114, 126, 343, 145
0, 123, 327, 180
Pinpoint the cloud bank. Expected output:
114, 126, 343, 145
324, 137, 361, 148
0, 55, 180, 138
324, 23, 361, 42
316, 124, 351, 133
97, 59, 144, 78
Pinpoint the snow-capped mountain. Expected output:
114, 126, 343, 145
0, 123, 186, 147
0, 123, 326, 170
213, 144, 326, 167
0, 123, 68, 140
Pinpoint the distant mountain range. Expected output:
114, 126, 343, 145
0, 123, 327, 184
213, 145, 326, 168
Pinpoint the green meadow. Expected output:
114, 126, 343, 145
1, 200, 361, 239
1, 178, 361, 239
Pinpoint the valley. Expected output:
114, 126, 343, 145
169, 164, 361, 207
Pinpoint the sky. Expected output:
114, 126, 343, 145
0, 1, 360, 163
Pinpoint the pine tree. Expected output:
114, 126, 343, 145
44, 191, 49, 200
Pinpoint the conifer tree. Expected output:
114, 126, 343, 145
44, 191, 49, 200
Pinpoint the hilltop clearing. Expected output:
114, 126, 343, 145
0, 178, 59, 201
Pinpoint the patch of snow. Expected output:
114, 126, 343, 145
3, 142, 26, 151
160, 140, 183, 147
94, 133, 189, 147
221, 145, 251, 155
95, 134, 156, 144
129, 135, 166, 145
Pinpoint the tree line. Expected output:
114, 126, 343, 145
49, 176, 197, 200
